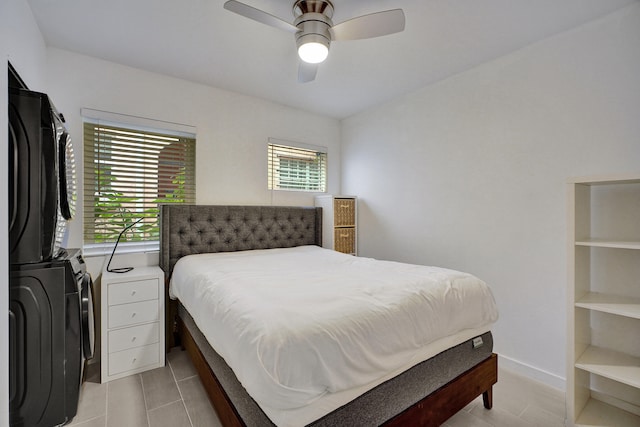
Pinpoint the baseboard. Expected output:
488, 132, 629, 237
497, 353, 566, 391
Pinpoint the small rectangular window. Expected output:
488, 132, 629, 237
83, 116, 196, 253
268, 140, 327, 192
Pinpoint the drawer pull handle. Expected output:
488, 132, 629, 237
131, 290, 137, 296
339, 234, 349, 238
131, 312, 137, 318
131, 336, 137, 342
339, 204, 350, 208
132, 358, 137, 363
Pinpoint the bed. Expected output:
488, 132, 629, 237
160, 204, 498, 427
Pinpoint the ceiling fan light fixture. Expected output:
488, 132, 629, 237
293, 4, 332, 64
296, 34, 329, 64
298, 41, 328, 63
297, 33, 329, 63
223, 0, 405, 82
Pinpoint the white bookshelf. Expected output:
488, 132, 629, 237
576, 399, 640, 427
575, 346, 640, 389
575, 292, 640, 319
575, 240, 640, 250
567, 175, 640, 426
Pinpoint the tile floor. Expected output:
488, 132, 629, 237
69, 350, 566, 427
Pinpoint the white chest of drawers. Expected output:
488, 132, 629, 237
101, 266, 165, 383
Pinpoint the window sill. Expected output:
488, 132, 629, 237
269, 188, 328, 193
83, 241, 160, 258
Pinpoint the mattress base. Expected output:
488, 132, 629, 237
178, 304, 493, 426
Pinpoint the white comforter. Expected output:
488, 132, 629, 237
170, 246, 498, 412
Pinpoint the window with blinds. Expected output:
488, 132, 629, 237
268, 141, 327, 192
83, 121, 196, 249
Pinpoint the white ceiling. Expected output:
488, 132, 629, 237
27, 0, 637, 119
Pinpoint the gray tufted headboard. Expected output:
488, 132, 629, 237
159, 205, 322, 277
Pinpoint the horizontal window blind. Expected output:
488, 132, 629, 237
84, 121, 196, 246
268, 142, 327, 192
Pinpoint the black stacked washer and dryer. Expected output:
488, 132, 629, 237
8, 65, 95, 427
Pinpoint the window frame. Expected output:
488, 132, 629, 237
267, 138, 328, 193
81, 109, 196, 256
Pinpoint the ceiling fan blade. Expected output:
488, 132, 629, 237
298, 62, 318, 83
224, 0, 298, 34
331, 9, 405, 41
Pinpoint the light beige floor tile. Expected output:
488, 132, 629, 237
107, 375, 149, 427
141, 365, 182, 410
493, 377, 530, 417
446, 367, 566, 427
467, 400, 535, 427
519, 381, 565, 418
148, 401, 192, 427
499, 369, 566, 419
168, 348, 197, 381
462, 396, 480, 413
520, 405, 566, 427
68, 380, 108, 425
67, 416, 106, 427
178, 376, 222, 427
443, 407, 494, 427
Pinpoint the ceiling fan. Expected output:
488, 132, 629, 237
223, 0, 405, 83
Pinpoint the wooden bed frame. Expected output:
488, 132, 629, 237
160, 204, 497, 426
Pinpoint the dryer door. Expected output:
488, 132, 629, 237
57, 130, 76, 221
8, 114, 25, 246
8, 89, 59, 264
53, 117, 76, 255
81, 273, 96, 359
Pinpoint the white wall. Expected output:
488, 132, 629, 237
1, 0, 47, 91
1, 0, 48, 425
341, 3, 640, 388
45, 48, 341, 278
